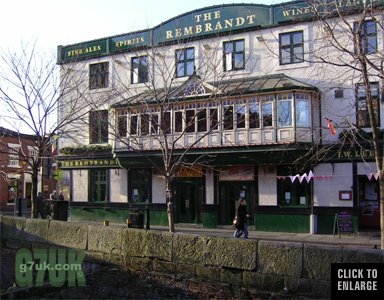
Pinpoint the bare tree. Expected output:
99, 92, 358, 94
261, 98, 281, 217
262, 0, 383, 247
106, 37, 261, 232
0, 42, 90, 218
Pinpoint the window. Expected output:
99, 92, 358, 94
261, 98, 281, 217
185, 109, 195, 133
130, 169, 151, 203
130, 115, 138, 135
8, 144, 20, 167
117, 113, 127, 137
357, 82, 380, 127
277, 94, 293, 127
89, 62, 109, 89
279, 31, 304, 65
295, 94, 311, 127
131, 56, 148, 84
236, 103, 246, 129
151, 114, 159, 134
174, 111, 183, 133
354, 20, 377, 55
27, 146, 38, 167
176, 48, 195, 78
89, 110, 108, 144
223, 105, 234, 130
209, 107, 218, 131
224, 40, 245, 71
277, 167, 310, 207
89, 169, 108, 202
249, 100, 260, 128
261, 99, 273, 127
197, 109, 207, 132
161, 111, 171, 134
141, 113, 150, 135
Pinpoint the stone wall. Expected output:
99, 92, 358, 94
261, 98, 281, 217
1, 215, 383, 298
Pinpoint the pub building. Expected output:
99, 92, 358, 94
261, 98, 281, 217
57, 0, 383, 233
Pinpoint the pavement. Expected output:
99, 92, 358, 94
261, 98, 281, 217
148, 225, 381, 249
77, 220, 381, 249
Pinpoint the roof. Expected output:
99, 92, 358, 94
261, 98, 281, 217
111, 73, 319, 109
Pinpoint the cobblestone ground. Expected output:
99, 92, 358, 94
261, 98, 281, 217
1, 248, 292, 299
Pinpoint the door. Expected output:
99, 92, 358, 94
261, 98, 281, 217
358, 177, 380, 229
173, 180, 202, 223
218, 182, 253, 225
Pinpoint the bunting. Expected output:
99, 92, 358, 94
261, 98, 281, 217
367, 173, 380, 181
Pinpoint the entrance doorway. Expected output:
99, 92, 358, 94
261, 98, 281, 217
218, 182, 254, 225
173, 180, 203, 223
358, 177, 380, 229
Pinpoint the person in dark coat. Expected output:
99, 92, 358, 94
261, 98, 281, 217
233, 198, 250, 239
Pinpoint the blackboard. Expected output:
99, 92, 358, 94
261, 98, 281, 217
333, 212, 354, 237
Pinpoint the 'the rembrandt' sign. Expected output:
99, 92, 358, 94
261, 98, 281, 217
59, 158, 121, 169
58, 0, 382, 64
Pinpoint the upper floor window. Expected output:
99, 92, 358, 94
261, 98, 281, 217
278, 94, 293, 127
295, 94, 311, 127
27, 146, 38, 167
223, 39, 245, 71
89, 110, 108, 144
117, 112, 127, 138
176, 48, 195, 78
354, 20, 377, 55
249, 99, 260, 129
279, 31, 304, 65
356, 82, 380, 127
89, 62, 109, 90
8, 144, 20, 167
261, 96, 274, 127
131, 56, 148, 84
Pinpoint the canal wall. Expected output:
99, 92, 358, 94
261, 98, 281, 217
1, 215, 383, 298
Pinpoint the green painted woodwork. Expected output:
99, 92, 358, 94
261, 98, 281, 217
317, 213, 359, 235
70, 207, 168, 226
59, 1, 378, 64
254, 213, 310, 233
202, 210, 218, 229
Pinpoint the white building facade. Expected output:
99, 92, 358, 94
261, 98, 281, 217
57, 0, 383, 233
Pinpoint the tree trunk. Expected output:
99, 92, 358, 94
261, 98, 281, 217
31, 168, 39, 218
166, 178, 175, 233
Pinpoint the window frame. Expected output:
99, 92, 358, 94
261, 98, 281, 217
279, 31, 304, 65
223, 39, 245, 71
277, 94, 293, 128
89, 110, 109, 144
89, 169, 108, 202
129, 168, 152, 203
89, 62, 109, 90
131, 55, 149, 84
248, 99, 260, 129
354, 20, 377, 55
277, 167, 311, 207
356, 82, 380, 128
175, 48, 195, 78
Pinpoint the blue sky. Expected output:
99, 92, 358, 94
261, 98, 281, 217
1, 0, 287, 55
0, 0, 288, 132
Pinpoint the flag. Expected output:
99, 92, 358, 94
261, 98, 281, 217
324, 117, 336, 135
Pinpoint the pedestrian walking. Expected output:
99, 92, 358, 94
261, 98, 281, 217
233, 198, 250, 239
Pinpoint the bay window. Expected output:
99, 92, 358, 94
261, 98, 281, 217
296, 94, 311, 127
278, 94, 293, 127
